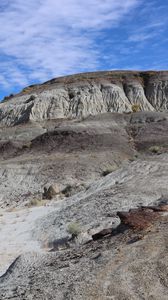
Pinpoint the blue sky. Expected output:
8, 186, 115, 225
0, 0, 168, 99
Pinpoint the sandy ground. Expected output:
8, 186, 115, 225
0, 205, 54, 276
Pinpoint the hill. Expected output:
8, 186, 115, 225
0, 71, 168, 299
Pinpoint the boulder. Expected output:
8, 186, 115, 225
43, 184, 60, 200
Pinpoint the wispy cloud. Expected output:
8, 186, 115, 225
0, 0, 139, 90
128, 1, 168, 44
1, 0, 167, 96
128, 32, 156, 42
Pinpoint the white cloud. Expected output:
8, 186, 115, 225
128, 32, 156, 42
127, 2, 168, 44
0, 0, 139, 89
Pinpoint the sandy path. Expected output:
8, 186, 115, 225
0, 205, 54, 276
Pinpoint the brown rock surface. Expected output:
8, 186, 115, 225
117, 207, 160, 230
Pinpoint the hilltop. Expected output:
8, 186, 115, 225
1, 70, 168, 127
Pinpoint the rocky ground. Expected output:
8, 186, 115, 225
0, 203, 168, 300
0, 71, 168, 299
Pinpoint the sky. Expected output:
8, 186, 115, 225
0, 0, 168, 99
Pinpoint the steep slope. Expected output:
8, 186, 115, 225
1, 71, 168, 126
0, 111, 168, 208
0, 113, 134, 208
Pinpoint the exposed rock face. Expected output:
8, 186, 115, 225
1, 71, 168, 126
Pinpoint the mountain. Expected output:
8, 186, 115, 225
0, 71, 168, 300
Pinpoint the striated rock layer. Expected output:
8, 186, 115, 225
1, 71, 168, 126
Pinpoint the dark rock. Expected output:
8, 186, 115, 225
92, 228, 112, 240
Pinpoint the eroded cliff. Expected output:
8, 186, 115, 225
1, 71, 168, 126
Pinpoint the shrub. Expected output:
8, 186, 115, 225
132, 104, 141, 112
22, 87, 33, 93
28, 199, 46, 208
149, 145, 161, 154
2, 94, 14, 102
102, 166, 117, 177
67, 222, 81, 237
22, 142, 32, 149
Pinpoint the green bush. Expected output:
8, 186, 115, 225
132, 104, 141, 112
67, 222, 81, 237
28, 199, 46, 208
149, 145, 161, 154
102, 166, 117, 176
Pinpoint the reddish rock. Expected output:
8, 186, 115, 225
117, 207, 160, 230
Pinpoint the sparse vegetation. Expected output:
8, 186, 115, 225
2, 94, 14, 102
27, 199, 47, 208
22, 142, 32, 149
67, 222, 81, 237
8, 109, 13, 115
22, 87, 31, 93
102, 166, 117, 176
22, 86, 35, 94
149, 145, 161, 154
132, 104, 141, 112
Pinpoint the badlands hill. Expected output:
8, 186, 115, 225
1, 70, 168, 126
0, 71, 168, 299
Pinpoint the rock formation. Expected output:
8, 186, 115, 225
1, 71, 168, 127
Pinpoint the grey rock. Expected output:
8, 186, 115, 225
1, 71, 168, 127
43, 184, 60, 200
